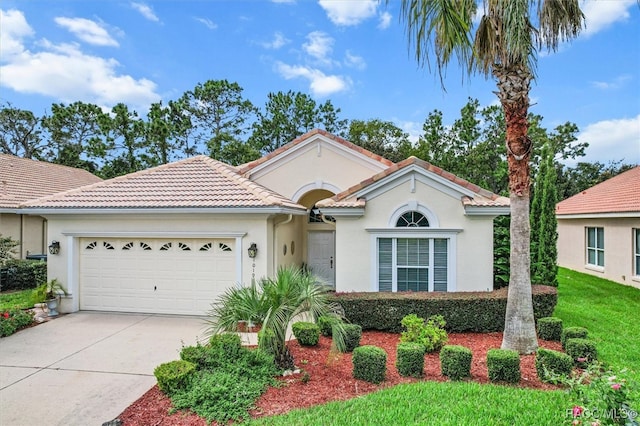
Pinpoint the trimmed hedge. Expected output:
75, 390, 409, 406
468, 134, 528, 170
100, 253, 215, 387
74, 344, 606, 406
0, 259, 47, 292
396, 342, 425, 378
565, 338, 597, 367
317, 315, 341, 337
154, 360, 196, 395
332, 285, 557, 333
535, 348, 573, 383
340, 323, 362, 353
537, 317, 563, 341
292, 321, 320, 346
487, 349, 521, 383
440, 345, 472, 381
561, 326, 588, 349
352, 345, 387, 384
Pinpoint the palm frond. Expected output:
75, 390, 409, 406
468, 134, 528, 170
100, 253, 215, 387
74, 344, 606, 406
537, 0, 584, 52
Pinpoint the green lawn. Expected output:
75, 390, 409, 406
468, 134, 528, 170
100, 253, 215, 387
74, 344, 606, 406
0, 288, 34, 311
246, 267, 639, 425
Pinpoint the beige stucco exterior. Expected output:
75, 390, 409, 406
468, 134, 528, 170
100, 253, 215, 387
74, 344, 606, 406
557, 217, 640, 289
0, 213, 48, 259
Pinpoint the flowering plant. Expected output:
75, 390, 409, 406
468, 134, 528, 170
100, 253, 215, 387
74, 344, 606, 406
561, 362, 639, 425
0, 308, 34, 337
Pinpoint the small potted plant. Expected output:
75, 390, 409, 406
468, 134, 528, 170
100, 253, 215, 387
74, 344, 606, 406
32, 279, 67, 317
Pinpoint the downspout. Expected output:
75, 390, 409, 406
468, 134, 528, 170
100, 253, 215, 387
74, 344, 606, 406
273, 214, 293, 272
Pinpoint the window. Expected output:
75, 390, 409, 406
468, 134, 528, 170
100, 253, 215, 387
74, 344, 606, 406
634, 229, 640, 277
396, 211, 429, 227
586, 227, 604, 267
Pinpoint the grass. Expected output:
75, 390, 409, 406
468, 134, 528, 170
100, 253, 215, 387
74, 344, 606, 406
244, 267, 639, 425
0, 288, 34, 311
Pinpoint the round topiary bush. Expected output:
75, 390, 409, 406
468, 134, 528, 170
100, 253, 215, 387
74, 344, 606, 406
154, 360, 196, 396
292, 321, 321, 346
317, 315, 341, 337
340, 323, 363, 353
352, 345, 387, 384
535, 348, 574, 383
487, 349, 521, 383
537, 317, 563, 341
565, 338, 597, 367
396, 342, 425, 378
561, 326, 588, 349
440, 345, 472, 381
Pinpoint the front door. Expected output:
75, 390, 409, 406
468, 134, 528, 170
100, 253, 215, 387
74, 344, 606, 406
307, 231, 335, 288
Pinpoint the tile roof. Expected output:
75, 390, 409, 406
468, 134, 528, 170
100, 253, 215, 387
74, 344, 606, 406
22, 155, 307, 211
0, 154, 103, 209
237, 128, 395, 174
316, 156, 510, 208
556, 166, 640, 215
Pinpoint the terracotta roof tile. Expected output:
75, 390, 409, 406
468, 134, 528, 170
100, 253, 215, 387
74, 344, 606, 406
0, 154, 102, 209
556, 166, 640, 215
22, 156, 306, 211
238, 129, 395, 174
316, 156, 509, 209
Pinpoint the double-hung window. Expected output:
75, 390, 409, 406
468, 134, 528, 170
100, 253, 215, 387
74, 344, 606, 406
586, 227, 604, 267
634, 229, 640, 277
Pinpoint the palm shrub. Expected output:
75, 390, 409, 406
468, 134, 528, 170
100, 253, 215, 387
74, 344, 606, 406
352, 345, 387, 384
206, 265, 346, 370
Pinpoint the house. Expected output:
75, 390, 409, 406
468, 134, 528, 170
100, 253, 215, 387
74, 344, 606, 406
20, 130, 510, 315
556, 166, 640, 289
0, 154, 102, 259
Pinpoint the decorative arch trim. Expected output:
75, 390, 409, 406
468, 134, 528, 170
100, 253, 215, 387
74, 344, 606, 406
292, 181, 341, 203
388, 202, 440, 228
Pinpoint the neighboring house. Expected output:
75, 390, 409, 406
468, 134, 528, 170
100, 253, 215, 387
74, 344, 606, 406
0, 154, 102, 259
20, 130, 509, 315
556, 166, 640, 289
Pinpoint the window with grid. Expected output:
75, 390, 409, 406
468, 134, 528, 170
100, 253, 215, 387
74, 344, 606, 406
586, 227, 604, 267
634, 229, 640, 277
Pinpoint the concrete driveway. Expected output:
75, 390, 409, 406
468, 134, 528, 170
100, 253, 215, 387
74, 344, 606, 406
0, 312, 208, 426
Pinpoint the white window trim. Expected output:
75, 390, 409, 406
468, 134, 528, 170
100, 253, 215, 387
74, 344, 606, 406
585, 227, 605, 269
388, 202, 440, 228
369, 230, 457, 292
633, 228, 640, 280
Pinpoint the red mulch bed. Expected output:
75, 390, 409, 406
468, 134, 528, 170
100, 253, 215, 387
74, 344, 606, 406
118, 332, 563, 425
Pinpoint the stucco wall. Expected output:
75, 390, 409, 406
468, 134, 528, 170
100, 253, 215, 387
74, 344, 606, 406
557, 217, 640, 289
44, 213, 277, 313
334, 177, 497, 293
0, 213, 47, 258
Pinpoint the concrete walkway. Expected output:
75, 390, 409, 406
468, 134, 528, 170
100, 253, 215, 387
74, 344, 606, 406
0, 312, 208, 426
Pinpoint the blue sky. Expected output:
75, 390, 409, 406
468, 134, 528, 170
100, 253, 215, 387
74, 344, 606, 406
1, 0, 638, 166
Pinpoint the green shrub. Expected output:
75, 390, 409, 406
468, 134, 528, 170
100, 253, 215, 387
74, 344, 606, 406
257, 327, 278, 356
565, 338, 597, 367
332, 285, 557, 333
440, 345, 472, 381
292, 321, 320, 346
352, 345, 387, 384
340, 323, 362, 353
317, 315, 341, 337
396, 342, 425, 378
561, 326, 588, 349
180, 343, 208, 367
154, 360, 196, 396
0, 259, 47, 292
537, 317, 563, 341
535, 348, 574, 383
400, 314, 448, 353
0, 308, 34, 337
487, 349, 521, 384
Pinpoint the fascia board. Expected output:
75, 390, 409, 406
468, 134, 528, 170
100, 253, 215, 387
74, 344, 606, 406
556, 212, 640, 219
19, 206, 308, 215
62, 231, 247, 238
464, 206, 511, 216
318, 208, 365, 217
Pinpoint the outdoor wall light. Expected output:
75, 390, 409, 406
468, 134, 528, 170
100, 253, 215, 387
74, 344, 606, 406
247, 242, 258, 259
48, 241, 60, 255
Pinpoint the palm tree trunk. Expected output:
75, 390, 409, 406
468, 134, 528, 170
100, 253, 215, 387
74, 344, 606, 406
495, 64, 538, 354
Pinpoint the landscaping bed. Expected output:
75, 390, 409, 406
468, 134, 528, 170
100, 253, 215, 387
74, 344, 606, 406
118, 331, 562, 425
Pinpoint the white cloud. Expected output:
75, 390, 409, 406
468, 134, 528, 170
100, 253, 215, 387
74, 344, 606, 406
378, 11, 392, 30
318, 0, 378, 26
275, 62, 350, 97
260, 32, 290, 49
131, 2, 159, 22
581, 0, 635, 37
591, 74, 632, 90
0, 10, 160, 111
195, 17, 217, 30
395, 119, 422, 144
0, 9, 35, 59
574, 115, 640, 165
303, 31, 334, 65
344, 50, 366, 70
54, 17, 119, 47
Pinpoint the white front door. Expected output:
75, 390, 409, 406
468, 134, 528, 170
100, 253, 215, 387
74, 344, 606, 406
307, 231, 335, 288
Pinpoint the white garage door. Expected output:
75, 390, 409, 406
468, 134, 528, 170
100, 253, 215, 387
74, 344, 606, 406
79, 238, 237, 315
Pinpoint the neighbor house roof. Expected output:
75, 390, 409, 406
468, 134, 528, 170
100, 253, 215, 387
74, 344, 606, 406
0, 154, 102, 210
316, 156, 510, 210
237, 128, 395, 174
21, 155, 307, 212
556, 166, 640, 216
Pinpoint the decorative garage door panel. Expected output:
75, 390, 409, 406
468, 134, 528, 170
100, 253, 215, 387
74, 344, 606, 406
79, 238, 236, 315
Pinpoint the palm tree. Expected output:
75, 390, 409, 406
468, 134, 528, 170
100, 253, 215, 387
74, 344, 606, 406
206, 265, 345, 370
395, 0, 584, 353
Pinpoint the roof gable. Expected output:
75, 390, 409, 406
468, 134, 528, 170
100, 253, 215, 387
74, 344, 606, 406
0, 154, 102, 209
238, 129, 394, 178
556, 166, 640, 216
316, 156, 509, 213
21, 155, 306, 212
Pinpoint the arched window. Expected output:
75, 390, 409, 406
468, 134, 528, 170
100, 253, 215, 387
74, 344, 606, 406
396, 211, 429, 227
